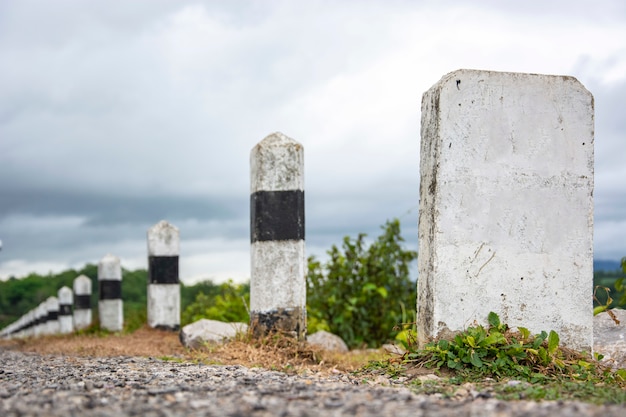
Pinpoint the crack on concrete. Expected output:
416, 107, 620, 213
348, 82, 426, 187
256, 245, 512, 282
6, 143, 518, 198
475, 251, 496, 277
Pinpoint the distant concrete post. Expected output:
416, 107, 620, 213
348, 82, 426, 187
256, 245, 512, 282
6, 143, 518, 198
58, 286, 74, 334
73, 274, 92, 330
24, 310, 35, 338
147, 220, 181, 331
45, 296, 60, 335
417, 69, 594, 350
98, 254, 123, 332
34, 302, 47, 337
250, 132, 306, 339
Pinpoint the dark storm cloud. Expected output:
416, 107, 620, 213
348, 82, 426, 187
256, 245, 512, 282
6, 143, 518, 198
0, 187, 245, 227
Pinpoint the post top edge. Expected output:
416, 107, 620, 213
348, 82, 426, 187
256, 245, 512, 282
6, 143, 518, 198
253, 132, 302, 149
431, 68, 588, 91
148, 220, 179, 233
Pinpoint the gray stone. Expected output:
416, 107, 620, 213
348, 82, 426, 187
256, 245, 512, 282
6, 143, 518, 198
593, 308, 626, 369
179, 319, 248, 349
307, 330, 348, 352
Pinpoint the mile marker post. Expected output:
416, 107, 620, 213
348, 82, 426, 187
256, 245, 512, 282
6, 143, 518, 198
73, 274, 92, 330
58, 286, 74, 334
147, 220, 180, 331
45, 296, 60, 335
98, 254, 123, 332
250, 132, 306, 339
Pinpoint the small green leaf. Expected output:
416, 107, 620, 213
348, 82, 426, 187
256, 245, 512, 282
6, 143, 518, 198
487, 311, 500, 328
466, 335, 476, 347
447, 359, 459, 369
548, 330, 560, 354
518, 327, 530, 340
593, 305, 608, 315
484, 332, 505, 346
470, 351, 483, 368
376, 286, 388, 298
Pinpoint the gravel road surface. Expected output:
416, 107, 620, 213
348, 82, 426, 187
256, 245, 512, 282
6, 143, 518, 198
1, 349, 625, 417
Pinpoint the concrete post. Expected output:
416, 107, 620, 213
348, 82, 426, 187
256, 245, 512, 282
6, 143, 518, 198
24, 310, 35, 338
250, 132, 306, 339
34, 302, 47, 337
58, 286, 74, 334
98, 254, 123, 332
417, 69, 594, 350
45, 296, 60, 335
147, 220, 181, 331
73, 274, 92, 330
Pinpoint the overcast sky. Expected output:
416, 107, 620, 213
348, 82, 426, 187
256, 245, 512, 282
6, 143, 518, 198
1, 0, 625, 284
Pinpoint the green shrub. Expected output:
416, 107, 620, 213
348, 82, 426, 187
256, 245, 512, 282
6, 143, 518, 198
306, 218, 417, 348
181, 280, 250, 325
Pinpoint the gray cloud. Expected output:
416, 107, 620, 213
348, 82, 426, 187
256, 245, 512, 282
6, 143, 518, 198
1, 0, 625, 281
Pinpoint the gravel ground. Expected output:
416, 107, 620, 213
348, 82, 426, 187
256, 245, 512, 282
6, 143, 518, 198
1, 348, 625, 417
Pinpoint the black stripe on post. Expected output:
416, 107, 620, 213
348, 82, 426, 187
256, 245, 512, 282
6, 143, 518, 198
59, 304, 72, 316
74, 295, 91, 309
46, 311, 59, 321
148, 256, 179, 284
99, 280, 122, 300
251, 190, 304, 243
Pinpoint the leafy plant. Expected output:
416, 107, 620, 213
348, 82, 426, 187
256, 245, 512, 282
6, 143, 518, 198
404, 312, 626, 386
181, 280, 250, 325
306, 218, 417, 349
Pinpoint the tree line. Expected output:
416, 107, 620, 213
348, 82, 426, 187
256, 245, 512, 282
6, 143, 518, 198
1, 219, 624, 348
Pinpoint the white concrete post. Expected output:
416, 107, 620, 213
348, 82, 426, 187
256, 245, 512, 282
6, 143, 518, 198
417, 69, 594, 350
98, 254, 123, 332
58, 286, 74, 334
24, 310, 36, 338
73, 274, 92, 330
45, 296, 60, 335
147, 220, 181, 331
34, 302, 47, 337
250, 132, 306, 339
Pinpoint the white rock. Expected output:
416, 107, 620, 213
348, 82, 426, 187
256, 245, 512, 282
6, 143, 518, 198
306, 330, 348, 352
179, 319, 248, 349
593, 308, 626, 369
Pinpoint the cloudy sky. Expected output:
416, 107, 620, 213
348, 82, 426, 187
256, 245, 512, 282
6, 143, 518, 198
1, 0, 625, 284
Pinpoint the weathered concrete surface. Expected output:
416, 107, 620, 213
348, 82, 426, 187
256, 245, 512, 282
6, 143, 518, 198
147, 284, 180, 330
418, 69, 594, 350
179, 319, 248, 349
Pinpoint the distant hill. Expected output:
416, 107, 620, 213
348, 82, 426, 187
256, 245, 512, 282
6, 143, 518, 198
594, 259, 622, 273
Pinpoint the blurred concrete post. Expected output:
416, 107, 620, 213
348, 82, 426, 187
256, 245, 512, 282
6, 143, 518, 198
417, 69, 594, 350
34, 302, 47, 337
73, 274, 92, 330
58, 286, 74, 334
98, 254, 123, 332
45, 296, 60, 335
147, 220, 181, 331
250, 132, 306, 339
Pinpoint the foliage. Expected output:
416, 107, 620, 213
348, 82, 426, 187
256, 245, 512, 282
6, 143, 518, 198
403, 312, 625, 386
306, 218, 417, 349
592, 257, 626, 310
358, 312, 626, 404
181, 280, 250, 325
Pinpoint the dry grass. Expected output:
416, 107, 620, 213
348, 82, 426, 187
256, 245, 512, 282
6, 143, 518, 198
0, 326, 389, 376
